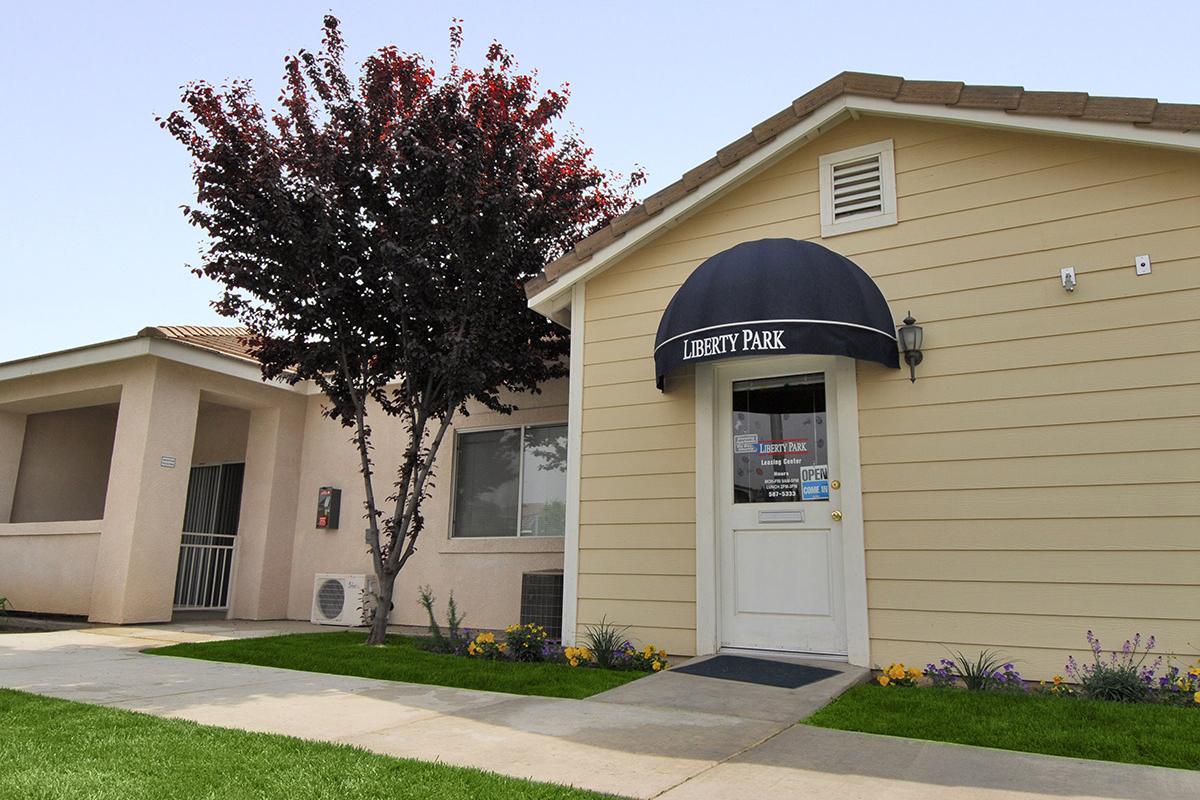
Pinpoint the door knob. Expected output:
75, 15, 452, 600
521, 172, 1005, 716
831, 510, 843, 521
830, 479, 841, 490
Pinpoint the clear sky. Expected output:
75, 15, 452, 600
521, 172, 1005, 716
2, 1, 1197, 362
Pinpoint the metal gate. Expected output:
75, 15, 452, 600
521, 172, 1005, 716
173, 463, 244, 611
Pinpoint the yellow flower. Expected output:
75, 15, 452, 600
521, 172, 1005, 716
887, 664, 905, 680
878, 675, 890, 686
1194, 691, 1200, 704
907, 668, 923, 680
652, 661, 663, 671
1052, 675, 1063, 686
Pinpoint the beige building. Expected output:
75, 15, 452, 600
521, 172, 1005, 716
2, 72, 1197, 678
0, 326, 566, 632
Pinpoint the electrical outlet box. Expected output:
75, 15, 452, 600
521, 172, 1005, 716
1135, 255, 1151, 276
1060, 266, 1076, 291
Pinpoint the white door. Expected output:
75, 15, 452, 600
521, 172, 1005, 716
716, 356, 847, 655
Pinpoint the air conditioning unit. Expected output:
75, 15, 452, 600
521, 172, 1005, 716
310, 573, 376, 626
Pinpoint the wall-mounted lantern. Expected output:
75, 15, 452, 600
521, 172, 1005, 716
897, 313, 923, 383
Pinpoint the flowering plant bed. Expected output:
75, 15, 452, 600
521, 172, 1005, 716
455, 623, 670, 673
806, 683, 1200, 771
816, 631, 1200, 771
147, 631, 647, 699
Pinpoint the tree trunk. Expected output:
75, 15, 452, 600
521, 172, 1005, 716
366, 567, 397, 645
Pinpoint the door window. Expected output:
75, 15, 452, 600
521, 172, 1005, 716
731, 373, 829, 503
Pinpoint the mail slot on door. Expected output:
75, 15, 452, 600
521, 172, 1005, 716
758, 510, 805, 524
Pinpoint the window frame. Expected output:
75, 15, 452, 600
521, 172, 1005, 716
818, 138, 898, 238
448, 421, 568, 540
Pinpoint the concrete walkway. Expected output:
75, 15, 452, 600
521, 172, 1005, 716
1, 625, 1196, 799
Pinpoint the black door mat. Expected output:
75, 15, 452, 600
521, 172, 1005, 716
671, 654, 840, 689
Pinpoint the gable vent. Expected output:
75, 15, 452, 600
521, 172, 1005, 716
831, 155, 883, 220
819, 139, 897, 238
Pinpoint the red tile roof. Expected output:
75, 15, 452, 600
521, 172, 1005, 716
138, 325, 257, 363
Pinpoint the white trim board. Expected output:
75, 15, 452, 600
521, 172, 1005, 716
560, 281, 586, 645
529, 96, 1200, 320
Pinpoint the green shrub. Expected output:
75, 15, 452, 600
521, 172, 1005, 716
504, 623, 548, 662
943, 649, 1023, 691
416, 586, 466, 653
1066, 632, 1157, 703
581, 618, 628, 669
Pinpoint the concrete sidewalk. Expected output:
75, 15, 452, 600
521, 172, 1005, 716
1, 627, 1196, 799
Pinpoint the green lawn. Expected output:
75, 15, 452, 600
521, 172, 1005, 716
806, 684, 1200, 771
0, 689, 618, 800
146, 631, 645, 699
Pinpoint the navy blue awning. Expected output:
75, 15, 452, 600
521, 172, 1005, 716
653, 239, 900, 390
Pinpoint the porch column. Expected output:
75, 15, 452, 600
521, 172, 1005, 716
230, 399, 305, 619
90, 360, 199, 623
0, 411, 26, 522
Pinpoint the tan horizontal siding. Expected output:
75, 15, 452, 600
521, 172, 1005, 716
869, 580, 1200, 620
869, 610, 1200, 657
857, 352, 1200, 410
579, 548, 695, 576
581, 447, 695, 478
578, 523, 697, 550
578, 599, 696, 630
867, 549, 1200, 584
861, 449, 1200, 491
863, 518, 1200, 550
579, 498, 695, 526
860, 416, 1200, 464
863, 483, 1200, 521
580, 473, 694, 501
582, 185, 1200, 298
575, 112, 1200, 666
858, 383, 1198, 436
580, 423, 693, 455
578, 573, 695, 603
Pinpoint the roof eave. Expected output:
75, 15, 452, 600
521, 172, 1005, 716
528, 88, 1200, 315
0, 334, 306, 393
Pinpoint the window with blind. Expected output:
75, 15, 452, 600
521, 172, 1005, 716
451, 424, 567, 538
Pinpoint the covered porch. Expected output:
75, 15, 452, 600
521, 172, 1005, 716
0, 327, 307, 624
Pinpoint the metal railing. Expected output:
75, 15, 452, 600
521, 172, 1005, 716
172, 532, 236, 610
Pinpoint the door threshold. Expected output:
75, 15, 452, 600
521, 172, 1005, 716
719, 645, 849, 663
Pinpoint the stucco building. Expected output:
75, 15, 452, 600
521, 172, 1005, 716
2, 73, 1197, 678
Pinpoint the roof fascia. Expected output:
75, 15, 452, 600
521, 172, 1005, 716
850, 95, 1200, 152
0, 335, 306, 394
0, 337, 151, 382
